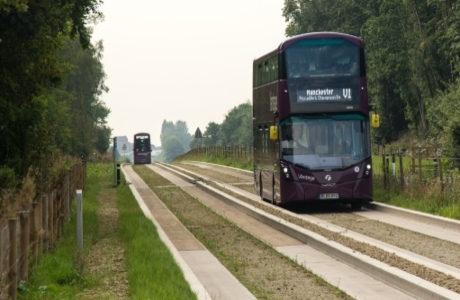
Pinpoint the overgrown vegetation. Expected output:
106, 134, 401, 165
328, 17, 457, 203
374, 173, 460, 220
18, 164, 103, 299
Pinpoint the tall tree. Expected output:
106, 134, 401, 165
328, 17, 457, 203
162, 136, 185, 163
174, 120, 193, 151
203, 122, 221, 146
0, 0, 104, 184
218, 102, 253, 146
160, 120, 176, 146
62, 38, 109, 157
160, 119, 192, 161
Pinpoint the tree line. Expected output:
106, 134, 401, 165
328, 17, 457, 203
283, 0, 460, 156
0, 1, 109, 189
158, 101, 252, 162
4, 0, 459, 189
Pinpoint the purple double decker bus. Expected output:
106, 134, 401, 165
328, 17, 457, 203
253, 32, 379, 209
133, 132, 152, 164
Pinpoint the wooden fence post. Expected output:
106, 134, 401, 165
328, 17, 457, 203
19, 211, 29, 283
382, 154, 387, 189
37, 195, 43, 255
42, 194, 49, 253
411, 146, 415, 173
60, 187, 65, 238
66, 172, 71, 221
8, 218, 18, 300
30, 200, 39, 268
0, 225, 8, 300
49, 191, 55, 249
399, 153, 404, 187
55, 189, 61, 244
418, 154, 422, 181
59, 189, 64, 239
82, 160, 87, 190
439, 158, 444, 193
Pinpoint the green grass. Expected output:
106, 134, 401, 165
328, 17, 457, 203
116, 171, 197, 300
19, 163, 197, 299
371, 154, 460, 220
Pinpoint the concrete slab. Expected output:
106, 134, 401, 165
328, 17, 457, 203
277, 245, 415, 300
181, 250, 257, 300
356, 209, 460, 245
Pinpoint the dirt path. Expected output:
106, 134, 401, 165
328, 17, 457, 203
78, 188, 129, 299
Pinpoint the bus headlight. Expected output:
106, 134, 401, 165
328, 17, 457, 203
363, 164, 371, 177
281, 165, 293, 181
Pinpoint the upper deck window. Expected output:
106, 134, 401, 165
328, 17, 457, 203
285, 38, 360, 79
253, 55, 279, 88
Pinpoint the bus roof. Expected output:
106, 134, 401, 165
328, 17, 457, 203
279, 32, 363, 51
254, 32, 363, 63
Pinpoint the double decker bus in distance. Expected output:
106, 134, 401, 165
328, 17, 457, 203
133, 132, 152, 164
253, 32, 379, 209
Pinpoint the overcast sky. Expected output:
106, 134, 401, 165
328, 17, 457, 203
91, 0, 287, 146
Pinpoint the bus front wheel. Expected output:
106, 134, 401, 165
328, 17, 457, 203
350, 200, 362, 210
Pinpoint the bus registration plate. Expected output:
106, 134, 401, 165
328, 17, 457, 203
319, 193, 339, 199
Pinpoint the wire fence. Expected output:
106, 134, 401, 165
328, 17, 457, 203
0, 162, 86, 300
177, 146, 253, 162
377, 146, 460, 192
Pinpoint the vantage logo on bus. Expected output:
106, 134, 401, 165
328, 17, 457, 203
297, 88, 352, 102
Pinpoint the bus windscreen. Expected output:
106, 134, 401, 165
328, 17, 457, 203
279, 114, 370, 170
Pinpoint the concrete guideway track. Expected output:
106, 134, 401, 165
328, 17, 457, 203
179, 161, 460, 259
181, 161, 460, 240
160, 162, 460, 300
122, 164, 256, 300
183, 161, 460, 280
360, 203, 460, 244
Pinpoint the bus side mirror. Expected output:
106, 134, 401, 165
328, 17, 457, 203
270, 125, 278, 140
371, 113, 380, 128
